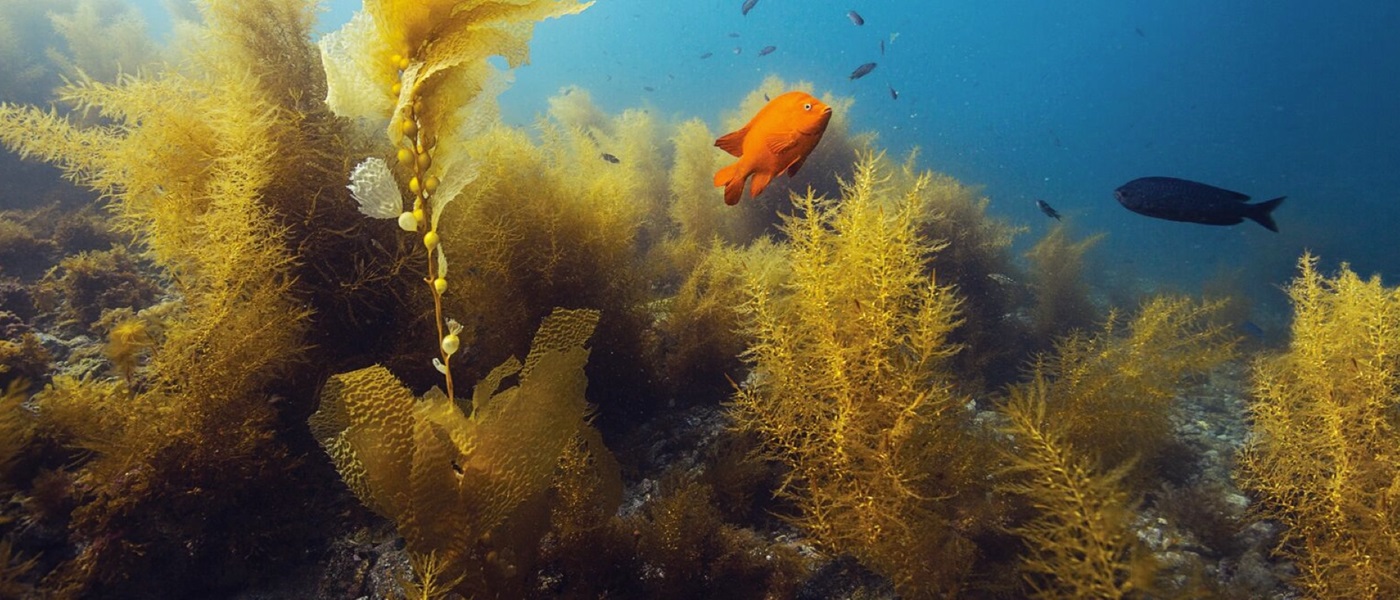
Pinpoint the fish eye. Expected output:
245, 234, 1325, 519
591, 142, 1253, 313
803, 103, 812, 110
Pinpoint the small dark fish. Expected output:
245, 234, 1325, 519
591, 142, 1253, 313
1035, 199, 1061, 221
1135, 27, 1146, 38
728, 32, 741, 38
742, 0, 758, 16
849, 62, 877, 80
601, 153, 620, 164
643, 86, 655, 92
880, 39, 885, 55
888, 84, 898, 100
699, 52, 713, 59
1114, 177, 1285, 232
847, 10, 864, 26
758, 45, 776, 56
1239, 320, 1264, 339
763, 93, 770, 101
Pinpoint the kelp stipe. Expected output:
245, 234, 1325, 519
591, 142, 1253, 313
323, 0, 592, 402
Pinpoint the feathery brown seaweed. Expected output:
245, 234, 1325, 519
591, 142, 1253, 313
729, 152, 993, 596
1237, 253, 1400, 598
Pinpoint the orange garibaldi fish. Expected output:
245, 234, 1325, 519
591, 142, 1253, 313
713, 91, 833, 205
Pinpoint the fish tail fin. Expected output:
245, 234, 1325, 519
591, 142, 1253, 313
715, 163, 745, 205
1246, 196, 1285, 232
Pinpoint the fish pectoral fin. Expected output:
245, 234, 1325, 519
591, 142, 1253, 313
764, 132, 799, 157
714, 127, 749, 157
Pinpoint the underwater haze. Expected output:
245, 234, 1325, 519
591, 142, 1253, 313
499, 0, 1400, 312
84, 0, 1400, 306
5, 0, 1400, 598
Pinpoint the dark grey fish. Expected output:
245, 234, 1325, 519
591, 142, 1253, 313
700, 51, 713, 59
763, 93, 770, 101
758, 45, 776, 56
880, 39, 885, 55
847, 10, 864, 26
742, 0, 758, 16
1135, 27, 1146, 38
888, 84, 898, 100
601, 153, 620, 164
1035, 199, 1061, 220
849, 62, 877, 80
728, 32, 741, 38
1114, 177, 1285, 232
643, 86, 655, 92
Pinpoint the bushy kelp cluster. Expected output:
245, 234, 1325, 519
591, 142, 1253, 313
728, 153, 996, 596
1014, 295, 1238, 487
0, 0, 358, 595
0, 0, 162, 107
1237, 254, 1400, 598
996, 380, 1156, 599
1024, 223, 1105, 344
0, 0, 1392, 598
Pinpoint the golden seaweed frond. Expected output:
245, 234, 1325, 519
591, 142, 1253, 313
0, 380, 33, 487
1020, 294, 1236, 482
1236, 253, 1400, 598
1025, 222, 1105, 342
320, 0, 592, 403
311, 308, 602, 594
0, 538, 38, 600
729, 152, 987, 596
997, 378, 1155, 599
398, 551, 465, 600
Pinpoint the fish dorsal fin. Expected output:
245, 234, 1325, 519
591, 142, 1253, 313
1226, 190, 1252, 202
715, 126, 749, 157
765, 131, 799, 157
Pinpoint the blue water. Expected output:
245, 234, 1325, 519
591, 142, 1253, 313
121, 0, 1400, 314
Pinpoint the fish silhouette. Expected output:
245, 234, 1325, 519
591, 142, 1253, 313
1114, 177, 1285, 232
1035, 199, 1061, 220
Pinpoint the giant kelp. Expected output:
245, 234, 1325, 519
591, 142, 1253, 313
729, 152, 996, 596
310, 308, 610, 597
1237, 254, 1400, 598
324, 0, 592, 403
432, 114, 658, 429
